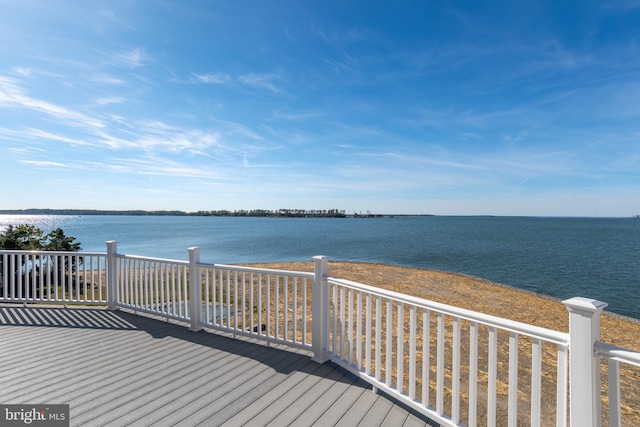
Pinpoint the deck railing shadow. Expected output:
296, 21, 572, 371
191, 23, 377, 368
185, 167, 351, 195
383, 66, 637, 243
0, 303, 374, 389
120, 307, 400, 390
0, 304, 137, 330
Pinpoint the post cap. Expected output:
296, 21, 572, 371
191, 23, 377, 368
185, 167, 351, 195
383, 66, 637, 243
562, 297, 608, 313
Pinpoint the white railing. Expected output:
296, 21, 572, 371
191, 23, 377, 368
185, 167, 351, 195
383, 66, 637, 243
1, 242, 638, 427
596, 342, 640, 427
196, 261, 315, 349
113, 253, 190, 323
325, 276, 570, 427
108, 246, 317, 349
0, 250, 107, 304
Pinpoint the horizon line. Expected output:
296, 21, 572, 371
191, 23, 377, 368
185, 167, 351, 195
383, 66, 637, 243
0, 208, 637, 219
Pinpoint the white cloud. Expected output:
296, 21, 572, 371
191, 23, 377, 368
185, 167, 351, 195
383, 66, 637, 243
0, 76, 105, 129
91, 73, 125, 85
20, 160, 71, 168
20, 128, 95, 146
134, 130, 222, 153
91, 130, 139, 150
10, 67, 33, 77
89, 121, 223, 154
93, 96, 126, 106
110, 48, 150, 68
0, 76, 227, 155
271, 109, 323, 121
191, 73, 231, 84
237, 73, 281, 92
103, 156, 233, 180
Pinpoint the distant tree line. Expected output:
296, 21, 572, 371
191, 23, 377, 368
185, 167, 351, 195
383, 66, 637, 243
0, 208, 348, 218
194, 209, 347, 218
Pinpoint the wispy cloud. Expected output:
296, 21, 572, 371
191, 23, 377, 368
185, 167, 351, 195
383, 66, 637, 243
93, 96, 126, 106
4, 145, 45, 155
323, 56, 359, 74
10, 67, 33, 77
134, 128, 222, 153
191, 73, 231, 84
102, 156, 234, 180
91, 73, 126, 85
0, 76, 105, 129
237, 73, 281, 92
178, 71, 283, 93
8, 67, 63, 79
87, 120, 224, 155
20, 160, 73, 168
0, 76, 229, 156
19, 128, 97, 147
270, 109, 323, 121
109, 48, 150, 68
377, 151, 491, 172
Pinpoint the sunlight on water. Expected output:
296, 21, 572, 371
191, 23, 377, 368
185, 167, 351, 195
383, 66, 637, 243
0, 215, 78, 231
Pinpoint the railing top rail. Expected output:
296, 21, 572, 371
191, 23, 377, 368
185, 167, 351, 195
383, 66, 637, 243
114, 253, 189, 265
328, 276, 569, 346
0, 250, 106, 257
197, 262, 315, 278
596, 341, 640, 368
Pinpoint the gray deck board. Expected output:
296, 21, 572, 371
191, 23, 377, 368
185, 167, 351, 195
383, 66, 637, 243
220, 362, 334, 426
0, 304, 434, 427
358, 395, 395, 426
179, 351, 318, 426
381, 402, 410, 426
262, 366, 356, 426
287, 369, 360, 426
311, 373, 373, 426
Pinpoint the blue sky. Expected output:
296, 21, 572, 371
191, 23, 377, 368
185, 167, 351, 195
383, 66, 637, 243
1, 1, 639, 216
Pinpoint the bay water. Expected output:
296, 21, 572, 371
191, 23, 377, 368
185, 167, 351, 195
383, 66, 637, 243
1, 215, 638, 319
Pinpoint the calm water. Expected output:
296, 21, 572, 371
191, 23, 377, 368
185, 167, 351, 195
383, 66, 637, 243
1, 215, 639, 319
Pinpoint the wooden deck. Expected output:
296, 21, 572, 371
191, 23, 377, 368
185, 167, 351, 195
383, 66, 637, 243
0, 305, 436, 427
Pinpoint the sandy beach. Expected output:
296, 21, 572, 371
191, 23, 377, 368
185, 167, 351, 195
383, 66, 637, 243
250, 260, 640, 346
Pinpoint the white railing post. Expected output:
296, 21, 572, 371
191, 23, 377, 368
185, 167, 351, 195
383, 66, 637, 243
106, 241, 118, 310
312, 255, 330, 363
188, 247, 203, 332
563, 297, 608, 427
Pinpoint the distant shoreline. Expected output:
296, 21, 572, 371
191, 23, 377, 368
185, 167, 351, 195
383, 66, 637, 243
0, 208, 352, 218
0, 208, 439, 218
1, 209, 636, 219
